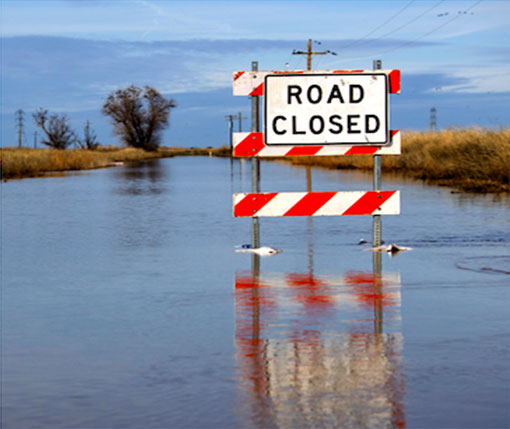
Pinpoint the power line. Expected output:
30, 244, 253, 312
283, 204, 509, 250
337, 0, 416, 53
366, 1, 444, 46
338, 0, 482, 62
374, 0, 482, 57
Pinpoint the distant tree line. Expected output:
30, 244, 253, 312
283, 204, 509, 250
32, 85, 176, 151
33, 109, 99, 150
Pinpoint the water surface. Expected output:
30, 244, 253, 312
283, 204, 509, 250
2, 157, 509, 428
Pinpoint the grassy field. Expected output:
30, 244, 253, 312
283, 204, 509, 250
285, 128, 510, 193
1, 145, 230, 180
3, 129, 509, 193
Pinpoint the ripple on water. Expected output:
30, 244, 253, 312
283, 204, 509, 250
456, 255, 510, 275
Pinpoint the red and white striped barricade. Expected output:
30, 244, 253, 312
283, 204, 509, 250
233, 191, 400, 217
231, 68, 401, 219
232, 130, 400, 157
232, 69, 401, 157
233, 69, 401, 97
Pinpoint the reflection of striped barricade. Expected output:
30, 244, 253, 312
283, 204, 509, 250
234, 270, 402, 313
234, 270, 405, 428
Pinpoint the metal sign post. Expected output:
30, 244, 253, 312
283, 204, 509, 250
232, 66, 401, 252
251, 61, 261, 252
372, 60, 383, 248
372, 60, 383, 332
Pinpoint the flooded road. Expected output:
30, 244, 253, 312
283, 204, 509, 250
2, 157, 509, 428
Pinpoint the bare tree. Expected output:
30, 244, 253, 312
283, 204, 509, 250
78, 120, 100, 150
102, 85, 177, 151
33, 108, 77, 149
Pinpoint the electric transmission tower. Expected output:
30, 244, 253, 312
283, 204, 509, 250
430, 107, 437, 131
15, 109, 24, 147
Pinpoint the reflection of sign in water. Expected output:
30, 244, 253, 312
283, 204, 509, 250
234, 271, 405, 428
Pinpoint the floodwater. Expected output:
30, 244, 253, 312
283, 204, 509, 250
2, 157, 509, 428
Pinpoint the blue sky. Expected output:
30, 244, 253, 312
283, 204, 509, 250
1, 0, 509, 148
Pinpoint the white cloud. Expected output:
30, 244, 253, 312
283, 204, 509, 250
4, 0, 506, 43
438, 67, 510, 94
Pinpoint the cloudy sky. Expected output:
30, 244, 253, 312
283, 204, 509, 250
1, 0, 509, 148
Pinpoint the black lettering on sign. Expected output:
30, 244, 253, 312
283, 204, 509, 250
292, 116, 305, 134
347, 115, 361, 133
329, 115, 343, 134
365, 115, 380, 133
309, 116, 325, 134
327, 85, 345, 104
307, 85, 322, 104
349, 84, 364, 103
287, 85, 302, 104
272, 116, 287, 135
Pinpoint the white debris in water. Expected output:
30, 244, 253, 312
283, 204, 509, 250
235, 244, 283, 256
365, 243, 413, 253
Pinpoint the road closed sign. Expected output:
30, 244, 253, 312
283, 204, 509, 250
264, 73, 389, 146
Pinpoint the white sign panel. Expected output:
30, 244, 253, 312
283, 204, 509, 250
264, 73, 389, 146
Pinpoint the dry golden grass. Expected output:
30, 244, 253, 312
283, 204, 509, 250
3, 129, 509, 193
1, 145, 230, 180
284, 128, 510, 193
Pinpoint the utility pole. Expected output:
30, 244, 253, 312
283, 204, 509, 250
292, 39, 336, 192
226, 112, 248, 149
15, 109, 24, 148
225, 114, 235, 150
292, 39, 331, 71
33, 131, 38, 148
430, 107, 437, 131
237, 112, 247, 132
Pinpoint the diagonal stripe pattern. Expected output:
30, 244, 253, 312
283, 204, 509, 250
233, 131, 401, 157
233, 69, 401, 96
233, 191, 400, 217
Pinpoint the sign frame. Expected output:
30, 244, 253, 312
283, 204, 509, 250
263, 72, 390, 147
